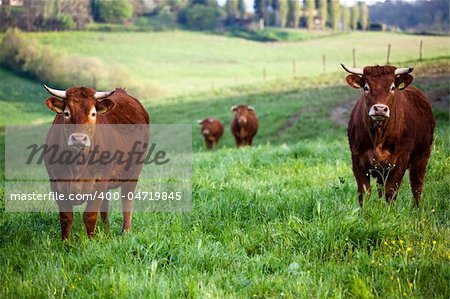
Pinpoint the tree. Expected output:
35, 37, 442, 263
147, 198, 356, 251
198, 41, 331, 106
351, 2, 359, 30
359, 1, 368, 30
287, 0, 300, 28
237, 0, 246, 19
92, 0, 133, 24
329, 0, 340, 30
318, 0, 327, 29
253, 0, 264, 20
304, 0, 315, 29
341, 5, 350, 31
225, 0, 238, 23
277, 0, 288, 27
185, 4, 218, 30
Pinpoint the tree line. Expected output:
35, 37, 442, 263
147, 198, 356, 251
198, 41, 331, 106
0, 0, 370, 32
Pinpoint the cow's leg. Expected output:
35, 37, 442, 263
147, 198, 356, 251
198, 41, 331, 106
356, 175, 371, 207
234, 136, 242, 148
54, 183, 73, 240
409, 155, 429, 207
376, 176, 384, 198
121, 181, 137, 234
57, 201, 74, 240
384, 165, 407, 204
83, 188, 106, 238
248, 138, 253, 146
100, 193, 110, 226
205, 139, 213, 150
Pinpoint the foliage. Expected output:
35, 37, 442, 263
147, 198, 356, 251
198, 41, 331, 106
304, 0, 315, 30
318, 0, 327, 30
287, 0, 300, 28
0, 0, 91, 31
92, 0, 133, 24
359, 1, 369, 31
341, 5, 350, 31
184, 4, 219, 31
225, 0, 238, 24
351, 3, 359, 30
370, 0, 449, 34
329, 0, 341, 30
277, 0, 288, 28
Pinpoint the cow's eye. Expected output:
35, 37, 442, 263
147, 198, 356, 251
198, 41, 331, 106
91, 112, 96, 117
364, 85, 369, 92
390, 85, 395, 92
64, 111, 70, 117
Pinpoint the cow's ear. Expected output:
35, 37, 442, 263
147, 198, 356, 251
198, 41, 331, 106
96, 98, 116, 114
395, 74, 413, 90
45, 97, 65, 113
346, 74, 364, 89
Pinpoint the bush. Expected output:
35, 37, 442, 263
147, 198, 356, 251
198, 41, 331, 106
184, 5, 219, 31
93, 0, 133, 24
0, 28, 111, 89
0, 28, 159, 98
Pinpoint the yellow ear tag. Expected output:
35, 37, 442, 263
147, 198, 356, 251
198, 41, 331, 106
398, 82, 405, 89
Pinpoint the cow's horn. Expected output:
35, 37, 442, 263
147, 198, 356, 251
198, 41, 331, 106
340, 64, 364, 76
395, 67, 414, 75
94, 90, 114, 99
197, 119, 203, 124
248, 105, 255, 111
230, 105, 238, 111
44, 85, 66, 99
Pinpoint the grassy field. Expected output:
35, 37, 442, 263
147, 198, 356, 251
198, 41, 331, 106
0, 30, 449, 298
17, 30, 449, 99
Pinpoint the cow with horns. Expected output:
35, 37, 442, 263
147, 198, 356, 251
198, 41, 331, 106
342, 64, 435, 207
43, 85, 150, 239
230, 105, 258, 148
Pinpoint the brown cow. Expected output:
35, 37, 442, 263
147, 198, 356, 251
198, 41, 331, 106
342, 64, 435, 207
197, 117, 224, 150
43, 85, 150, 239
230, 105, 258, 148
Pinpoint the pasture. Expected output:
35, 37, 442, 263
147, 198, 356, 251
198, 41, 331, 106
0, 30, 449, 298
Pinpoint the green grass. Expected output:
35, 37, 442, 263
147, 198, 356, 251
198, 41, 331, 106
0, 30, 449, 298
220, 27, 341, 42
17, 30, 449, 99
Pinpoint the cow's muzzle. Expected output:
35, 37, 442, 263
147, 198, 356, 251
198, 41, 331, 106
68, 133, 91, 150
238, 116, 247, 125
369, 104, 390, 121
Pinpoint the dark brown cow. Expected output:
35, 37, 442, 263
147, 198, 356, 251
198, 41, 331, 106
43, 85, 150, 239
342, 64, 435, 207
230, 105, 258, 148
197, 117, 224, 150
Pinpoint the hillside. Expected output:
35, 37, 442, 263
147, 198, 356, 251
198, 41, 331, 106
19, 30, 450, 99
0, 30, 449, 297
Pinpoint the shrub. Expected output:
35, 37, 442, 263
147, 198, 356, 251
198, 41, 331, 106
93, 0, 134, 24
184, 5, 219, 31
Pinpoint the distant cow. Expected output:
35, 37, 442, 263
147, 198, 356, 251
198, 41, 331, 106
43, 85, 150, 239
197, 117, 224, 150
230, 105, 258, 147
342, 64, 435, 207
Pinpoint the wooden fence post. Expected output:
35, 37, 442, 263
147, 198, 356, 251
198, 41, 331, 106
352, 48, 356, 67
322, 55, 326, 73
387, 44, 391, 64
419, 40, 423, 61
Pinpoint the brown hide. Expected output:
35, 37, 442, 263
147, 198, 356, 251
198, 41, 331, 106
44, 87, 150, 239
198, 117, 224, 150
230, 105, 258, 147
346, 66, 435, 207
